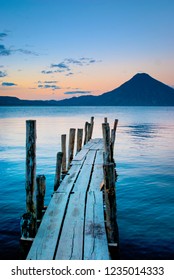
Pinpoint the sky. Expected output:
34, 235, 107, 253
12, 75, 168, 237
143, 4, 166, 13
0, 0, 174, 100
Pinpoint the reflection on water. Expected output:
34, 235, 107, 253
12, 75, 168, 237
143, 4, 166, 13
126, 124, 158, 139
0, 106, 174, 260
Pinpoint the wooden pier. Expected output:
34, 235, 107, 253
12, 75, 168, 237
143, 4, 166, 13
21, 118, 119, 260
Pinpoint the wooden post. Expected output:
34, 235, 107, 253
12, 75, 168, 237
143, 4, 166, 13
111, 119, 118, 163
113, 119, 118, 131
26, 120, 36, 214
84, 121, 88, 145
61, 134, 66, 174
102, 122, 111, 163
54, 152, 63, 191
104, 117, 108, 123
86, 122, 92, 142
68, 128, 76, 169
21, 120, 37, 239
103, 152, 118, 245
36, 175, 46, 221
76, 128, 83, 154
89, 116, 94, 139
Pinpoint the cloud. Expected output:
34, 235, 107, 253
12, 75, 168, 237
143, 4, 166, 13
0, 32, 8, 40
65, 57, 101, 66
0, 31, 38, 56
2, 82, 17, 86
38, 80, 61, 90
51, 62, 70, 70
66, 72, 74, 76
41, 70, 54, 74
0, 44, 11, 56
14, 48, 39, 56
64, 90, 91, 95
0, 70, 7, 77
42, 57, 101, 76
0, 44, 38, 56
38, 80, 58, 84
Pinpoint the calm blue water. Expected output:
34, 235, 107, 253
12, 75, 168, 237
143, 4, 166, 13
0, 106, 174, 260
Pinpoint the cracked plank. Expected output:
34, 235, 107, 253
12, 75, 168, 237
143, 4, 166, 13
55, 164, 94, 259
27, 164, 82, 260
84, 165, 110, 260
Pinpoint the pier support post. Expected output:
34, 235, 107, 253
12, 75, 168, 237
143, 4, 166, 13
86, 122, 92, 142
68, 128, 76, 169
102, 122, 111, 162
61, 134, 67, 174
76, 129, 83, 154
89, 116, 94, 140
21, 120, 37, 239
26, 120, 36, 214
54, 152, 63, 191
36, 175, 46, 221
111, 119, 118, 163
103, 154, 118, 246
84, 122, 88, 145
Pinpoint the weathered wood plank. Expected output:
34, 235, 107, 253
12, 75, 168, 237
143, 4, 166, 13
83, 149, 96, 165
94, 150, 104, 165
56, 164, 82, 193
84, 191, 110, 260
27, 164, 82, 260
72, 139, 97, 165
55, 164, 93, 259
71, 148, 89, 164
27, 192, 67, 260
84, 164, 110, 259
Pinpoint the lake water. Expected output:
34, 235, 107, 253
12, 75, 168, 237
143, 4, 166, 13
0, 106, 174, 260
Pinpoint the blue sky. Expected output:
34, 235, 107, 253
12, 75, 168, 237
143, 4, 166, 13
0, 0, 174, 100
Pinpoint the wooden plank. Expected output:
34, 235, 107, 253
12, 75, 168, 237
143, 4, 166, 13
84, 165, 110, 259
72, 147, 96, 165
27, 192, 67, 260
71, 148, 89, 164
94, 149, 103, 165
56, 164, 82, 193
84, 165, 109, 259
83, 139, 97, 148
83, 149, 96, 165
27, 164, 82, 260
89, 139, 103, 150
55, 164, 93, 259
84, 191, 110, 259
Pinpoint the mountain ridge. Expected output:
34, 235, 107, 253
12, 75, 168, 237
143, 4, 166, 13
1, 73, 174, 106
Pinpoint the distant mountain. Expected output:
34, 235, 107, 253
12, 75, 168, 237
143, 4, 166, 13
97, 73, 174, 106
1, 73, 174, 106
